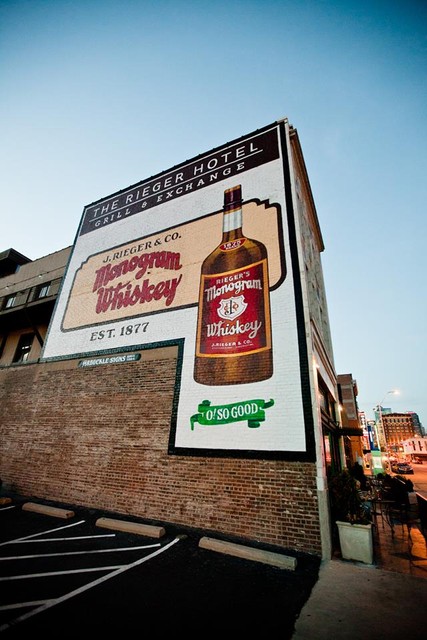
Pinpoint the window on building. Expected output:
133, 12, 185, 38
318, 382, 333, 417
318, 385, 327, 412
13, 334, 34, 363
36, 282, 51, 299
5, 295, 16, 308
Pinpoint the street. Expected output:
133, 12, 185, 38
402, 462, 427, 498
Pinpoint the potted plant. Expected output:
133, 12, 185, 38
328, 469, 374, 564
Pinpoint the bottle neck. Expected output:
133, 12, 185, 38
222, 185, 244, 240
222, 206, 243, 237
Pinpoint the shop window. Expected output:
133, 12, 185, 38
13, 333, 34, 363
324, 433, 332, 465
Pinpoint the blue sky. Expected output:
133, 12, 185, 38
1, 0, 426, 425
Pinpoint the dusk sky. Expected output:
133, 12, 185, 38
1, 0, 426, 425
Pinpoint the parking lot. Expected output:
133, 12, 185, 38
0, 494, 320, 636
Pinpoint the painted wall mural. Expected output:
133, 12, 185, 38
42, 121, 313, 459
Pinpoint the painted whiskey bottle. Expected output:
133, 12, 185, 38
194, 184, 273, 385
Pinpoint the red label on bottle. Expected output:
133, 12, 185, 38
196, 260, 271, 357
219, 238, 247, 251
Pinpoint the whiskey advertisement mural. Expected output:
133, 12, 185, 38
42, 120, 313, 458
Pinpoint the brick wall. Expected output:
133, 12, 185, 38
0, 350, 322, 556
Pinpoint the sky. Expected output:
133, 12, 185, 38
1, 0, 426, 425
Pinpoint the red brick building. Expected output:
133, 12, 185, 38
0, 120, 346, 559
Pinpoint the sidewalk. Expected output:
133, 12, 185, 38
292, 559, 427, 639
293, 519, 427, 639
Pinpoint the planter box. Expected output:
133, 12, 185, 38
336, 521, 374, 564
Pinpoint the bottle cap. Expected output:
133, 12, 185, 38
224, 185, 243, 208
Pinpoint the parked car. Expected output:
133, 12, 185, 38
412, 457, 424, 464
391, 461, 414, 474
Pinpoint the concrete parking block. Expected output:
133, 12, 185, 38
199, 536, 297, 570
96, 516, 166, 538
22, 502, 75, 518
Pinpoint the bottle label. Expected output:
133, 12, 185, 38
220, 238, 246, 251
196, 259, 271, 357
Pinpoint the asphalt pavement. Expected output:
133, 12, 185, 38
0, 492, 320, 637
2, 490, 427, 639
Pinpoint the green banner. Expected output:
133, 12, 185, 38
191, 398, 274, 430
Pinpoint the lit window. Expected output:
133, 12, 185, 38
5, 295, 16, 308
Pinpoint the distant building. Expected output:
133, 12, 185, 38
374, 406, 392, 422
358, 411, 372, 453
382, 412, 416, 450
402, 437, 427, 458
407, 411, 424, 437
0, 247, 71, 365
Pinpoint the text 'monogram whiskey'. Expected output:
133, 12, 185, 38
194, 185, 273, 385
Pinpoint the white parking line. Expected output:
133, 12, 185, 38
0, 565, 124, 580
0, 600, 55, 612
0, 542, 161, 561
0, 505, 16, 512
13, 534, 116, 543
0, 520, 86, 547
0, 536, 183, 631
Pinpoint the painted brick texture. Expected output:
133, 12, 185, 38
0, 355, 322, 556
